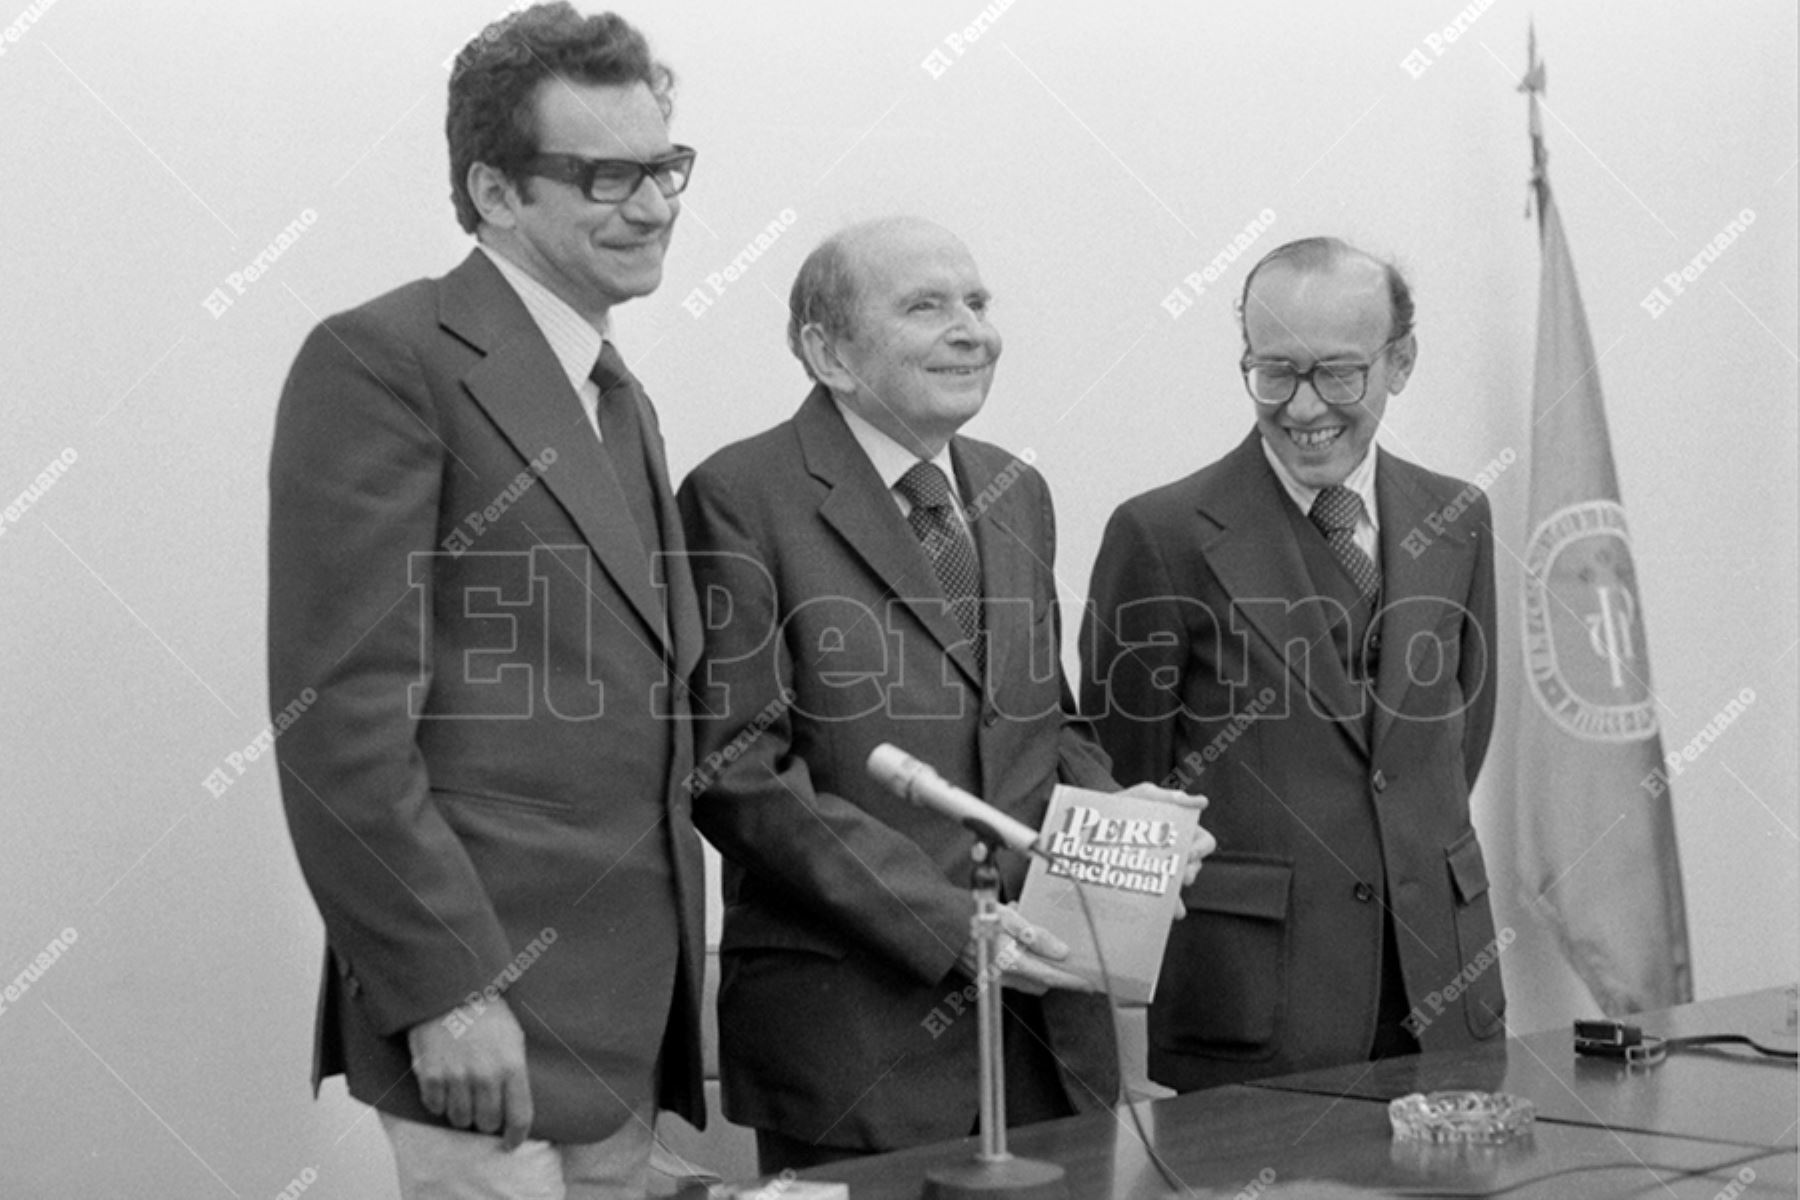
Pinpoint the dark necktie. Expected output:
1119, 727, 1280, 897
589, 342, 664, 551
894, 461, 985, 675
1310, 485, 1381, 600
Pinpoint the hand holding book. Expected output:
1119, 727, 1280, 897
1116, 783, 1216, 918
953, 903, 1100, 995
1016, 784, 1217, 1004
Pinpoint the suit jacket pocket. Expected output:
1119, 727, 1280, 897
431, 785, 573, 816
1152, 854, 1292, 1059
1445, 830, 1507, 1040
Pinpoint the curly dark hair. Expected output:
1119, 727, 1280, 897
446, 4, 674, 233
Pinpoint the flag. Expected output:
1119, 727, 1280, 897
1514, 29, 1692, 1014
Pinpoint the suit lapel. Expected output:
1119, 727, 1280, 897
1201, 433, 1368, 753
957, 442, 1030, 689
640, 397, 702, 682
1370, 452, 1468, 752
798, 389, 982, 688
438, 251, 671, 652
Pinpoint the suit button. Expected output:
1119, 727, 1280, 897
983, 708, 999, 728
1371, 770, 1388, 793
1354, 882, 1374, 903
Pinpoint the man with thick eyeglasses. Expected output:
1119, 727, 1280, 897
517, 147, 697, 206
1082, 237, 1504, 1092
269, 5, 708, 1195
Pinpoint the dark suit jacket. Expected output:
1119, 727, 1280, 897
268, 250, 707, 1141
677, 387, 1120, 1151
1081, 431, 1503, 1092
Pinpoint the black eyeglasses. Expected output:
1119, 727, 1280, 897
1240, 335, 1403, 406
519, 146, 697, 204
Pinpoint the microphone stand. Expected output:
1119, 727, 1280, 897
924, 837, 1067, 1200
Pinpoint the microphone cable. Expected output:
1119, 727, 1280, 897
1574, 1017, 1797, 1067
1024, 839, 1191, 1195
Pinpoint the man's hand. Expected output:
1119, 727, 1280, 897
956, 903, 1098, 995
1119, 783, 1217, 915
407, 997, 534, 1150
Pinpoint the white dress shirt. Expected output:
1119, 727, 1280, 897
833, 399, 970, 531
1261, 436, 1381, 565
481, 244, 609, 441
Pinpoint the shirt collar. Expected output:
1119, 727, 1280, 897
833, 398, 960, 500
480, 244, 608, 394
1260, 434, 1381, 529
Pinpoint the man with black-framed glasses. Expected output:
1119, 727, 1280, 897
1082, 236, 1505, 1093
269, 5, 710, 1194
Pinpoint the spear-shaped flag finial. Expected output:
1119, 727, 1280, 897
1520, 22, 1548, 215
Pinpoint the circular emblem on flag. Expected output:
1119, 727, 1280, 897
1521, 500, 1659, 743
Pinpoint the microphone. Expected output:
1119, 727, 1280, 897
869, 744, 1188, 1194
866, 743, 1043, 855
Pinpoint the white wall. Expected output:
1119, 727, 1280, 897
2, 2, 1792, 1195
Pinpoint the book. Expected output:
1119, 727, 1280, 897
1014, 784, 1201, 1005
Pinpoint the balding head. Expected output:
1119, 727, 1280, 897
788, 217, 1000, 456
788, 217, 953, 381
1237, 237, 1418, 489
1238, 237, 1414, 350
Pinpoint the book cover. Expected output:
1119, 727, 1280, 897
1014, 784, 1199, 1005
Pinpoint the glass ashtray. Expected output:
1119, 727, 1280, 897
1389, 1090, 1537, 1143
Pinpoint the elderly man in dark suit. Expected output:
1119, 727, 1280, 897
1083, 237, 1504, 1094
679, 217, 1210, 1173
268, 7, 707, 1195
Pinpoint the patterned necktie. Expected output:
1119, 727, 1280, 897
589, 342, 663, 550
894, 461, 985, 675
1309, 485, 1381, 600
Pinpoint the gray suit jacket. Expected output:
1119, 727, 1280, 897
679, 387, 1120, 1150
1083, 431, 1503, 1091
269, 249, 707, 1140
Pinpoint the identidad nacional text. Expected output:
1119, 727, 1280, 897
1043, 804, 1183, 895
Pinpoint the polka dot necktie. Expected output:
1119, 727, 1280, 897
894, 461, 985, 674
1309, 485, 1381, 600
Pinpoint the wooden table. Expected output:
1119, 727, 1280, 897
780, 988, 1798, 1198
1254, 986, 1798, 1150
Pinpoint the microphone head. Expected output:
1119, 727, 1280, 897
867, 743, 1041, 855
867, 743, 939, 805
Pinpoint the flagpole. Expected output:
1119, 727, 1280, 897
1512, 20, 1695, 1011
1518, 23, 1547, 219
